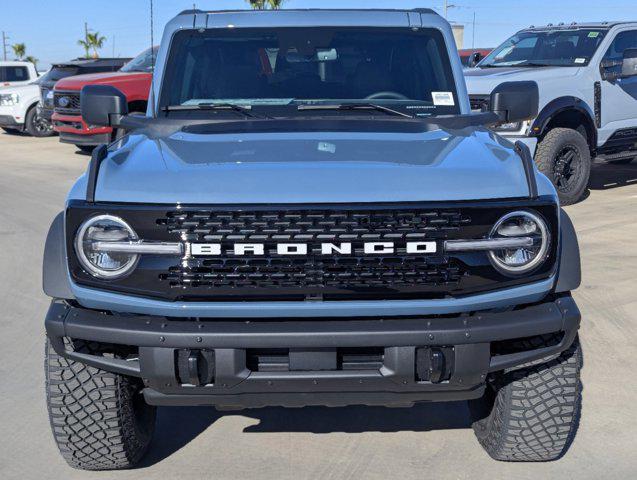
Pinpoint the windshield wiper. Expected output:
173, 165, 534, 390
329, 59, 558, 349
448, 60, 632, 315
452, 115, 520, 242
162, 103, 265, 118
297, 103, 413, 118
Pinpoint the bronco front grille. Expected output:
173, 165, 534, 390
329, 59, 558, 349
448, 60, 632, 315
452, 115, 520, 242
469, 95, 490, 112
53, 91, 81, 115
66, 201, 560, 302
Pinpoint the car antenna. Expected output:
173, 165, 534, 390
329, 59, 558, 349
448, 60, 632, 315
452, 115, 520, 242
149, 0, 157, 118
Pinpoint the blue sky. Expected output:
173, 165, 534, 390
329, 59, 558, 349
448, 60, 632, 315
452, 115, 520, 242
2, 0, 637, 69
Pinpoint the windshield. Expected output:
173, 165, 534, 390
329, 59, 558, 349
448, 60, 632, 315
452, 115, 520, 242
38, 66, 81, 83
121, 46, 158, 73
160, 27, 460, 116
480, 28, 607, 67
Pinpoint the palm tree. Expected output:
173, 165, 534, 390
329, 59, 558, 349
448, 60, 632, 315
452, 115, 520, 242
25, 55, 38, 70
87, 32, 106, 58
247, 0, 284, 9
12, 43, 26, 60
78, 38, 90, 58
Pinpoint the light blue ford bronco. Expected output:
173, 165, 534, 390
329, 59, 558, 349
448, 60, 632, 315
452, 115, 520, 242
42, 8, 583, 469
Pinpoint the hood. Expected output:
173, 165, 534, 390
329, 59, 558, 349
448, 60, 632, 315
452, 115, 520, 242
465, 66, 580, 94
0, 83, 39, 94
90, 126, 533, 204
54, 71, 150, 91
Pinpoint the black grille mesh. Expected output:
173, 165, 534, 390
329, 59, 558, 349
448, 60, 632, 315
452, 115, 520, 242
159, 209, 471, 242
157, 209, 470, 294
469, 95, 490, 112
54, 91, 81, 114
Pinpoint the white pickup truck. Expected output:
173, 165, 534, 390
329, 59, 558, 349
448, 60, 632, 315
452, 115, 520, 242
0, 61, 53, 137
466, 22, 637, 204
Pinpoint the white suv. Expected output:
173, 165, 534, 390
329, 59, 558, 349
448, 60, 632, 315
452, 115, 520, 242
0, 61, 38, 87
0, 82, 53, 137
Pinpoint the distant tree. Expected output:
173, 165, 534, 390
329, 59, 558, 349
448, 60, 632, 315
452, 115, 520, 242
77, 38, 90, 58
25, 55, 38, 70
87, 32, 106, 58
12, 43, 26, 60
247, 0, 284, 9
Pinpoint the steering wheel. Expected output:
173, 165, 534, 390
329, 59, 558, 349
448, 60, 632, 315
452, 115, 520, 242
365, 91, 409, 100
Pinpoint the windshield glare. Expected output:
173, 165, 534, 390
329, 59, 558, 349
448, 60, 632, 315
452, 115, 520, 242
160, 27, 460, 116
121, 46, 158, 73
480, 29, 607, 67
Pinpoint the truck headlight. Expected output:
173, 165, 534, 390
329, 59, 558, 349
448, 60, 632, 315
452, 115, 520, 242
75, 215, 139, 279
488, 211, 550, 276
493, 121, 522, 132
0, 93, 19, 106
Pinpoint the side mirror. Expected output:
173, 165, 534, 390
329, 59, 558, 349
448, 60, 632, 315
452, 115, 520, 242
467, 52, 482, 68
489, 81, 539, 123
81, 85, 128, 128
621, 48, 637, 78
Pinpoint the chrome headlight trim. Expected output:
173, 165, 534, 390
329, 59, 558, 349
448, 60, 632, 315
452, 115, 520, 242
75, 214, 140, 279
487, 210, 550, 276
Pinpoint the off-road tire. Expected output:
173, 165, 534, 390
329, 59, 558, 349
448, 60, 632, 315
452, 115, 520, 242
25, 106, 54, 137
535, 128, 591, 205
45, 338, 156, 470
469, 335, 582, 462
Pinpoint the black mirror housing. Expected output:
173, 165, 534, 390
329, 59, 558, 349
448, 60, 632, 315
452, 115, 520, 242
81, 85, 128, 128
489, 81, 539, 123
622, 48, 637, 78
467, 52, 482, 68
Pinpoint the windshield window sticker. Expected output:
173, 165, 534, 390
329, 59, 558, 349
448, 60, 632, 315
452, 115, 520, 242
588, 31, 600, 38
574, 57, 586, 64
432, 92, 455, 106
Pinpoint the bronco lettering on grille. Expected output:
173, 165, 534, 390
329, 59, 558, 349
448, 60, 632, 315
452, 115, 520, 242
190, 241, 437, 256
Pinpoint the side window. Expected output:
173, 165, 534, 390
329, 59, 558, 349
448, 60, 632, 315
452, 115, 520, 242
3, 66, 29, 81
602, 30, 637, 72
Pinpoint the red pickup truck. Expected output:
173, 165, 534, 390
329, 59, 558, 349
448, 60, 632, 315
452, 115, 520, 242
52, 47, 156, 151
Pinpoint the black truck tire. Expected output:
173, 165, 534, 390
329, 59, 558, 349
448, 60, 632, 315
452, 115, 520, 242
45, 338, 156, 470
469, 335, 582, 462
535, 128, 591, 205
25, 106, 54, 137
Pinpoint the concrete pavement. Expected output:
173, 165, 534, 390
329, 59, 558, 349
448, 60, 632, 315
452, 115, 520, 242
0, 132, 635, 479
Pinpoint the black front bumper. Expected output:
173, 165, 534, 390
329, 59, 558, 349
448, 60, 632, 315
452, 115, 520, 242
58, 131, 110, 146
0, 115, 22, 129
45, 296, 580, 409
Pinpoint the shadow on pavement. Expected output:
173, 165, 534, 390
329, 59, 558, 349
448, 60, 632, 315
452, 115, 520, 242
138, 401, 471, 466
589, 159, 637, 191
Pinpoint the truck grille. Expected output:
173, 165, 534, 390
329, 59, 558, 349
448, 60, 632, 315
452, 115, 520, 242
53, 91, 81, 115
469, 95, 490, 112
66, 202, 560, 302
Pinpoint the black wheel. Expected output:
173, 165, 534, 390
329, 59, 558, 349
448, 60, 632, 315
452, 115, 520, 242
469, 335, 582, 462
45, 338, 156, 470
1, 126, 21, 134
535, 128, 591, 205
25, 106, 54, 137
76, 145, 95, 154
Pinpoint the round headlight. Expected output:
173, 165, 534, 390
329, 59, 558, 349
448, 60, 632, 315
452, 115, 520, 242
75, 215, 139, 279
488, 210, 550, 276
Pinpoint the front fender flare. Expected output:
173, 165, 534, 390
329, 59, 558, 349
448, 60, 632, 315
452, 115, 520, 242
42, 212, 74, 299
555, 208, 581, 293
531, 96, 597, 147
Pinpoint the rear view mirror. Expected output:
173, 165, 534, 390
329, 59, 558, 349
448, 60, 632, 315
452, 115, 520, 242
621, 48, 637, 78
489, 81, 539, 123
467, 52, 482, 68
81, 85, 128, 128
